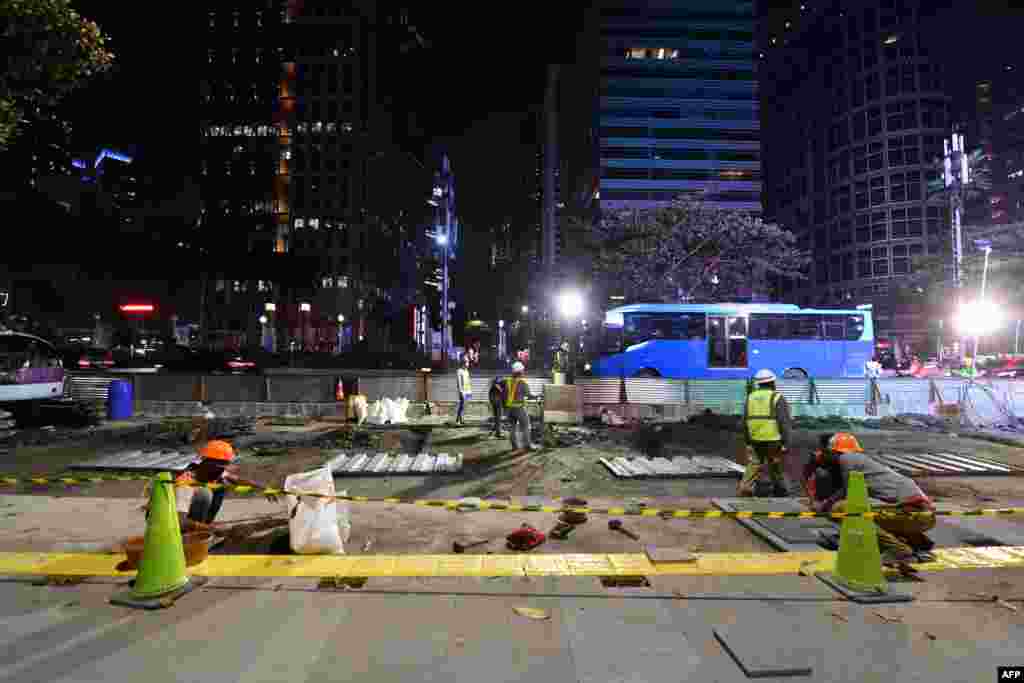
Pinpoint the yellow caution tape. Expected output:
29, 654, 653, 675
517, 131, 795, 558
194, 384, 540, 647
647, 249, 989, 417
3, 473, 1024, 520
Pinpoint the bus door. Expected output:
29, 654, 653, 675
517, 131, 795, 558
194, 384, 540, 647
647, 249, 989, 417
822, 315, 848, 376
708, 316, 748, 369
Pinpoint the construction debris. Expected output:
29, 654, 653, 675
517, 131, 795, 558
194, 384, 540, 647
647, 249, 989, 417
608, 519, 639, 541
645, 546, 696, 563
512, 606, 550, 621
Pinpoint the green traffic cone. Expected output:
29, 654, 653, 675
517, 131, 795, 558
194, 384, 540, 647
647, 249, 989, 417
833, 471, 887, 593
111, 472, 193, 609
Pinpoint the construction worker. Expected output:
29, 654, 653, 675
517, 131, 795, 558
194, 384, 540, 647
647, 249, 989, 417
739, 369, 791, 497
455, 354, 472, 426
488, 373, 506, 438
804, 432, 936, 563
506, 361, 540, 452
172, 440, 277, 529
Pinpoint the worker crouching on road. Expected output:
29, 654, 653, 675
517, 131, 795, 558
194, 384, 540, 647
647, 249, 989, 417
739, 369, 791, 498
144, 440, 277, 532
506, 361, 541, 453
804, 432, 936, 564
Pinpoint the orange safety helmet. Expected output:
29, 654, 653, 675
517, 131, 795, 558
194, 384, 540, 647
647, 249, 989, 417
198, 440, 235, 462
828, 432, 864, 454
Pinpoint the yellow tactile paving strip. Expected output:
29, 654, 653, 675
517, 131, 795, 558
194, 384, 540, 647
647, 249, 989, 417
1, 547, 1022, 578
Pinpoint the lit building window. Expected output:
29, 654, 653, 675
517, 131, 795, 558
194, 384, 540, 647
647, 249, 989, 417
309, 218, 320, 229
258, 280, 268, 292
322, 276, 334, 288
338, 276, 349, 289
312, 121, 323, 133
295, 218, 305, 229
341, 122, 353, 133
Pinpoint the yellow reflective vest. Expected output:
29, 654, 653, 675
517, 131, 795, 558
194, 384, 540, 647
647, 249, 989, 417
505, 377, 525, 408
745, 388, 782, 443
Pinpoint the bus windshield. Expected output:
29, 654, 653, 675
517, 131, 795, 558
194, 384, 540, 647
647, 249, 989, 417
590, 304, 873, 380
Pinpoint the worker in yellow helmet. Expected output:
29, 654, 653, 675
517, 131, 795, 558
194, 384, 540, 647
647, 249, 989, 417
505, 361, 540, 453
739, 369, 791, 497
804, 432, 936, 564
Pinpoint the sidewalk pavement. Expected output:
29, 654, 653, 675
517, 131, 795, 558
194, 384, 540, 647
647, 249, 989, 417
0, 575, 1022, 683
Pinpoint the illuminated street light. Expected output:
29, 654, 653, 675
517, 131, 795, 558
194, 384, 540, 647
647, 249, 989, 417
299, 302, 311, 312
557, 291, 584, 319
258, 315, 268, 325
435, 233, 447, 245
264, 302, 276, 312
955, 301, 1003, 337
521, 305, 529, 314
337, 314, 345, 323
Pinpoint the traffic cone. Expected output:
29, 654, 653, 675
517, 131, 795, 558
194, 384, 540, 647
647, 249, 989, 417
110, 472, 195, 609
815, 471, 913, 604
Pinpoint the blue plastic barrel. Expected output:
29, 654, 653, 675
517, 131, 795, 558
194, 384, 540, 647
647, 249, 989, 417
107, 380, 133, 420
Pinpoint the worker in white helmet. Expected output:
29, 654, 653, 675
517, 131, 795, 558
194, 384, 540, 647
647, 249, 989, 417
505, 361, 540, 453
738, 369, 792, 497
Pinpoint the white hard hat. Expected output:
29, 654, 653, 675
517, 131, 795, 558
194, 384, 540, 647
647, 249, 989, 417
511, 361, 525, 373
753, 369, 777, 384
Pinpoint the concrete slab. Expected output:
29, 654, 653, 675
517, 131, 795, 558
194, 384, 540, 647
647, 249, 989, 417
753, 517, 837, 544
561, 601, 704, 682
648, 573, 840, 600
714, 623, 814, 677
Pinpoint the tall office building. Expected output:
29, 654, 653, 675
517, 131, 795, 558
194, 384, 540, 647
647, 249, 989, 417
200, 1, 429, 351
969, 67, 1024, 226
598, 1, 761, 213
761, 0, 952, 343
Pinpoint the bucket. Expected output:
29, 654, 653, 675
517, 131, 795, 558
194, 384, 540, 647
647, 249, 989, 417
120, 531, 213, 571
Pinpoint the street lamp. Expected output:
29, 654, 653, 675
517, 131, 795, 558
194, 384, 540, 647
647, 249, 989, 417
258, 315, 268, 325
557, 291, 584, 383
971, 241, 994, 368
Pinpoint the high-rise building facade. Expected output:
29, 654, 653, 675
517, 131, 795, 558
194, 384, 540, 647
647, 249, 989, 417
761, 0, 952, 340
598, 1, 761, 213
199, 1, 429, 351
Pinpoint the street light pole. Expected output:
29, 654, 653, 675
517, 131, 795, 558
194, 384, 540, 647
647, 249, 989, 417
972, 244, 992, 364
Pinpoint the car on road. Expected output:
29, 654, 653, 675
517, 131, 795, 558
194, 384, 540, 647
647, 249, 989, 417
160, 347, 272, 374
59, 345, 116, 371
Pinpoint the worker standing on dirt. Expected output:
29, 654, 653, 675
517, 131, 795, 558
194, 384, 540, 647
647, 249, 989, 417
489, 373, 506, 438
456, 354, 472, 426
506, 361, 540, 452
804, 432, 936, 563
740, 369, 791, 497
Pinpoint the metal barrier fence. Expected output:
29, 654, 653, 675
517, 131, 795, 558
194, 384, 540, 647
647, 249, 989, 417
66, 371, 1024, 422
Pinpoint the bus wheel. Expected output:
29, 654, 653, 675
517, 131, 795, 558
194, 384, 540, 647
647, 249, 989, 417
783, 368, 808, 380
634, 368, 660, 378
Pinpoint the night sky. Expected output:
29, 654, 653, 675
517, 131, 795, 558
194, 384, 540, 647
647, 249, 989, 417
64, 3, 587, 183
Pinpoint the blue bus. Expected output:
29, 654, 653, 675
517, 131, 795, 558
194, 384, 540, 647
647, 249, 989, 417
592, 303, 874, 380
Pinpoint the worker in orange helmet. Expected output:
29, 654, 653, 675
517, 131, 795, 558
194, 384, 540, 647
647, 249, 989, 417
169, 440, 278, 532
804, 432, 936, 564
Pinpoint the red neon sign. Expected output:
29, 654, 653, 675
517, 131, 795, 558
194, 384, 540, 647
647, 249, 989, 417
120, 304, 155, 313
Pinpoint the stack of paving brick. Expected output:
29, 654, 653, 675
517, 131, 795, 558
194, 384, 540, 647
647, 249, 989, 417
325, 452, 463, 475
600, 455, 744, 479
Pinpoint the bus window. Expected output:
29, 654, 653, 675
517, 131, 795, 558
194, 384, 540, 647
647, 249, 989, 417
845, 314, 865, 341
749, 314, 790, 339
623, 313, 705, 345
823, 315, 848, 340
728, 316, 748, 368
789, 314, 823, 340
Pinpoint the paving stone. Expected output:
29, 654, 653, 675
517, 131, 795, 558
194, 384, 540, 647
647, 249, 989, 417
753, 517, 837, 544
562, 602, 704, 682
714, 622, 814, 678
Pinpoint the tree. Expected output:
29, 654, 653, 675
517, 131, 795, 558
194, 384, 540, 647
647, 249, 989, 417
0, 0, 114, 150
586, 197, 810, 303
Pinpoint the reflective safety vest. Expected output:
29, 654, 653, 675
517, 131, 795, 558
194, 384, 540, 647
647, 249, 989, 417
505, 377, 525, 408
745, 388, 782, 443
